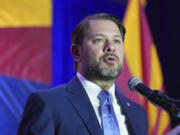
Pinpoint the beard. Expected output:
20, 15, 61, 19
83, 54, 123, 81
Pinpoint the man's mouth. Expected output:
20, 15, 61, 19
103, 55, 118, 65
104, 56, 116, 61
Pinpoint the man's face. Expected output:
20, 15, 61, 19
78, 19, 124, 80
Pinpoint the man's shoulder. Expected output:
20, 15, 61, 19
45, 83, 68, 94
35, 83, 67, 96
28, 76, 81, 102
26, 83, 67, 105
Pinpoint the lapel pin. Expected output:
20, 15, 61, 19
126, 102, 130, 107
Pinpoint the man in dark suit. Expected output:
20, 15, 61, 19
17, 13, 149, 135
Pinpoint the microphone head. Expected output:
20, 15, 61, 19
128, 77, 142, 91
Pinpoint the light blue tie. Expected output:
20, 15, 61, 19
98, 90, 120, 135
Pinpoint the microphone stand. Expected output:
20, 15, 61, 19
150, 90, 180, 118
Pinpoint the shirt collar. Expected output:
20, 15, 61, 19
77, 72, 115, 103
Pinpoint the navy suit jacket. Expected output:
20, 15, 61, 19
17, 76, 148, 135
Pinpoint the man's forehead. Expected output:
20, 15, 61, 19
87, 19, 122, 38
88, 19, 120, 31
88, 19, 117, 26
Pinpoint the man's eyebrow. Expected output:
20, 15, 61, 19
113, 34, 122, 38
91, 33, 121, 37
91, 34, 105, 37
89, 33, 122, 39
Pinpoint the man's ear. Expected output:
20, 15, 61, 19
71, 44, 81, 62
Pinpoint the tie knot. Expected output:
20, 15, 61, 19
98, 90, 111, 103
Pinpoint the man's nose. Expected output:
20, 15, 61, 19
103, 41, 115, 53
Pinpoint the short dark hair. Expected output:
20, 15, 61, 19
72, 13, 126, 70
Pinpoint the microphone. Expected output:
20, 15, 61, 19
128, 77, 180, 118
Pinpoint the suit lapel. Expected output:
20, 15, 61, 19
115, 87, 138, 135
66, 76, 103, 135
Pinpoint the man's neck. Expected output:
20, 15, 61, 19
78, 72, 115, 90
92, 79, 115, 90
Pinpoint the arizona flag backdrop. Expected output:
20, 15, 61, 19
117, 0, 170, 135
0, 0, 172, 135
0, 0, 52, 134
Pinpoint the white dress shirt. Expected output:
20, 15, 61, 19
77, 72, 129, 135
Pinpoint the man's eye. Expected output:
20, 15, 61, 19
93, 38, 104, 43
114, 39, 121, 44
